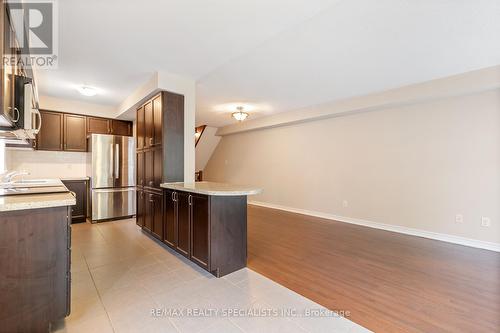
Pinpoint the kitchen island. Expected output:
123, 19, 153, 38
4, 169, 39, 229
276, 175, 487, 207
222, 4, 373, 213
146, 181, 262, 277
0, 183, 75, 333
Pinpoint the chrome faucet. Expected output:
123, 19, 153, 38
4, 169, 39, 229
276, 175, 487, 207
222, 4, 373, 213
0, 170, 30, 183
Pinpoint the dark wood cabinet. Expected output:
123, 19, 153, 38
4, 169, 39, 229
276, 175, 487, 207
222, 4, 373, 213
87, 116, 110, 134
190, 194, 210, 269
136, 189, 145, 228
36, 110, 133, 152
111, 119, 132, 136
63, 114, 87, 151
152, 94, 162, 146
144, 101, 153, 148
62, 179, 88, 223
164, 190, 176, 248
176, 191, 191, 257
37, 110, 64, 150
0, 206, 71, 332
136, 105, 145, 150
161, 190, 247, 277
150, 191, 164, 240
136, 151, 145, 187
135, 91, 184, 233
0, 2, 18, 129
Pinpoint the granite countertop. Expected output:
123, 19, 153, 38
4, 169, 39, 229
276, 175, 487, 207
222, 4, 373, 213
61, 177, 90, 181
160, 181, 262, 196
0, 178, 76, 212
0, 192, 76, 212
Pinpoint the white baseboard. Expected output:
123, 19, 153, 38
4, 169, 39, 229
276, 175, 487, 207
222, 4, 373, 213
248, 200, 500, 253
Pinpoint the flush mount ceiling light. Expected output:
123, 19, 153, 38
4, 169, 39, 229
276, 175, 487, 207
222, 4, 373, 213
77, 86, 98, 97
232, 106, 249, 122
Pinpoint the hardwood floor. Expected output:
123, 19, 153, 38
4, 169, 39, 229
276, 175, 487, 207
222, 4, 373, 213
247, 205, 500, 333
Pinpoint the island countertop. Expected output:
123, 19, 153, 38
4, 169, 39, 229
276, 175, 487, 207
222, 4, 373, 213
0, 192, 76, 212
160, 181, 262, 196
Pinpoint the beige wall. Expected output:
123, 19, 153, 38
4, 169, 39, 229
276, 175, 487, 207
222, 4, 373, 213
204, 89, 500, 244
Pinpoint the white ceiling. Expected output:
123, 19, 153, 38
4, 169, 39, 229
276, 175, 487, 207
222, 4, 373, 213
37, 0, 500, 127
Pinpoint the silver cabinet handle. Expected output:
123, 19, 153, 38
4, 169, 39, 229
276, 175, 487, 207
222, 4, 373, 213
34, 109, 42, 133
171, 191, 175, 202
11, 107, 20, 123
188, 194, 192, 206
149, 137, 153, 146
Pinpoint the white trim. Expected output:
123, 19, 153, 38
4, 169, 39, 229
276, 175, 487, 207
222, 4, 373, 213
248, 200, 500, 253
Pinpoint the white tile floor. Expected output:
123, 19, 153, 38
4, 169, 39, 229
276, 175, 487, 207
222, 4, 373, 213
52, 218, 371, 333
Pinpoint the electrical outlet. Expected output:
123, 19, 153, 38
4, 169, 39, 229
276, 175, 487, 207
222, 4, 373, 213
481, 217, 491, 227
342, 200, 348, 208
455, 214, 463, 223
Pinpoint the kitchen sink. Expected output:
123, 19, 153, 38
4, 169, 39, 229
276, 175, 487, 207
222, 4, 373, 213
0, 179, 63, 189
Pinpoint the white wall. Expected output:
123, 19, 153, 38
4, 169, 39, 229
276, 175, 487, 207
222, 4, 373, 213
195, 126, 221, 171
204, 89, 500, 245
39, 95, 117, 118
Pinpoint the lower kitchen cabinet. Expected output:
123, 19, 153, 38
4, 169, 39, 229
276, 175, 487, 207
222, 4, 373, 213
137, 189, 163, 239
136, 189, 145, 228
162, 189, 246, 277
0, 206, 71, 332
62, 179, 88, 223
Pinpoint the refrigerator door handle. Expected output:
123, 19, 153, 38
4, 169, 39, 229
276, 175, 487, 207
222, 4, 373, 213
115, 143, 119, 179
109, 143, 114, 179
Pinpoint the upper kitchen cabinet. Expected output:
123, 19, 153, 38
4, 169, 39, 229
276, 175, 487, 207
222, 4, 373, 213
63, 114, 86, 151
36, 110, 132, 151
86, 116, 110, 134
136, 105, 145, 150
111, 119, 132, 136
36, 110, 64, 151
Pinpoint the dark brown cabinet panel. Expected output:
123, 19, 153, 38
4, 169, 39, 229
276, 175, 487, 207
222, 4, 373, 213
144, 192, 153, 232
150, 192, 164, 240
37, 110, 64, 151
153, 147, 163, 188
136, 151, 145, 187
63, 114, 87, 151
164, 190, 176, 248
111, 119, 131, 136
144, 149, 154, 188
191, 194, 209, 269
136, 105, 145, 150
62, 179, 88, 223
152, 94, 162, 146
136, 190, 145, 227
176, 191, 190, 257
0, 206, 71, 332
87, 117, 110, 134
144, 101, 153, 148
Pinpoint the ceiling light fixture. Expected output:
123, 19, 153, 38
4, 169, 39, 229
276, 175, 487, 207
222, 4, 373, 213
232, 106, 249, 122
77, 86, 98, 97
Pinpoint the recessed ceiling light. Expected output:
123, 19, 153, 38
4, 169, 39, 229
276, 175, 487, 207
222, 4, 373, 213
232, 106, 249, 122
77, 86, 97, 97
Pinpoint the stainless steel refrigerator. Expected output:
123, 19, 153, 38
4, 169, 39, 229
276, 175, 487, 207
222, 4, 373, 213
87, 134, 136, 222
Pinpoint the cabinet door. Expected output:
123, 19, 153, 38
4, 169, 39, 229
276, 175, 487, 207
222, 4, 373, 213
136, 106, 145, 149
144, 101, 153, 148
64, 114, 87, 151
151, 192, 164, 240
136, 190, 145, 227
1, 13, 16, 126
144, 192, 153, 232
153, 147, 162, 188
191, 194, 210, 269
62, 180, 87, 223
37, 110, 63, 151
87, 117, 110, 134
152, 94, 162, 146
163, 190, 176, 248
136, 151, 145, 187
111, 119, 131, 136
144, 149, 154, 188
176, 192, 190, 257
